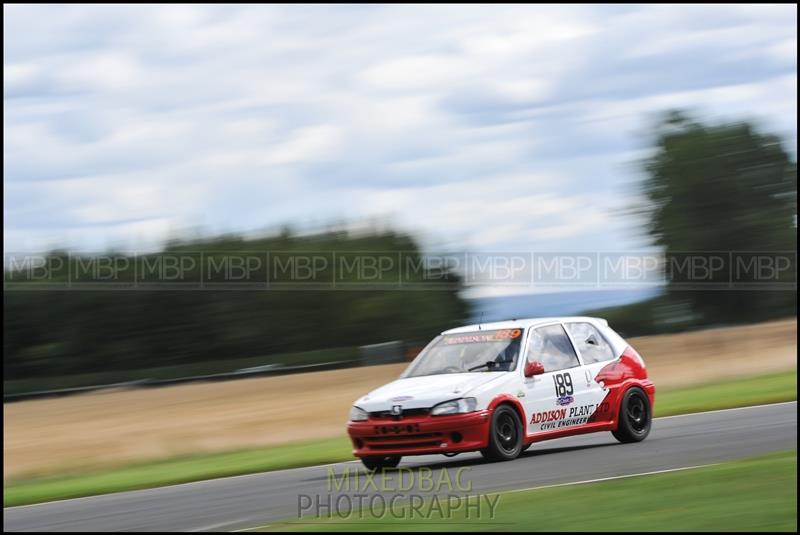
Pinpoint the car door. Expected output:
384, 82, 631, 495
521, 323, 594, 435
564, 321, 618, 424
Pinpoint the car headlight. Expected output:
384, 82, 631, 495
349, 406, 368, 421
431, 397, 478, 416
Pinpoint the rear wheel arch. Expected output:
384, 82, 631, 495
613, 382, 653, 418
612, 385, 652, 443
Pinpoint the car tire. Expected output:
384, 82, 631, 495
481, 405, 523, 462
612, 387, 652, 443
360, 455, 401, 471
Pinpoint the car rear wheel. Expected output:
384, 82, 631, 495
481, 405, 523, 462
360, 455, 401, 471
612, 387, 652, 443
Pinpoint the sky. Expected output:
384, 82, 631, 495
4, 4, 798, 265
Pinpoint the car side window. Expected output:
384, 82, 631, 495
526, 324, 580, 372
566, 322, 615, 364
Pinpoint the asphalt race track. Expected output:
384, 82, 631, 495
4, 402, 797, 532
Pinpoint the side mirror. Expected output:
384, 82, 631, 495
524, 361, 545, 377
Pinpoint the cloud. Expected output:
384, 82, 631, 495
3, 4, 797, 257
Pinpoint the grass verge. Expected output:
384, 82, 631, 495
655, 370, 796, 416
4, 370, 796, 507
260, 450, 797, 532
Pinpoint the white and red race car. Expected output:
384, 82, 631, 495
347, 317, 655, 470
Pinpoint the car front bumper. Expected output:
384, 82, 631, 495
347, 410, 491, 457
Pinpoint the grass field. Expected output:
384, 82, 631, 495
258, 450, 797, 532
4, 369, 795, 507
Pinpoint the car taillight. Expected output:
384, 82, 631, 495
622, 346, 646, 368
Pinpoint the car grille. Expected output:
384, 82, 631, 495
369, 408, 430, 419
362, 431, 444, 450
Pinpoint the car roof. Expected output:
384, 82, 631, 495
442, 316, 608, 334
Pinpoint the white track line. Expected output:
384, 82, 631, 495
656, 400, 796, 420
495, 463, 719, 495
5, 400, 796, 510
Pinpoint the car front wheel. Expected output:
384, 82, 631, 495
481, 405, 523, 461
612, 387, 652, 443
360, 455, 401, 471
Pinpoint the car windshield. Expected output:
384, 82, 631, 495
402, 329, 524, 378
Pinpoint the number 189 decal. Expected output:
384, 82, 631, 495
553, 372, 574, 405
553, 372, 573, 397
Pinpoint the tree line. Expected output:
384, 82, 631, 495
4, 230, 471, 381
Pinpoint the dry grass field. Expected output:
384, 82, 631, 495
4, 318, 796, 480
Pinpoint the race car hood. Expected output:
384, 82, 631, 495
354, 372, 506, 412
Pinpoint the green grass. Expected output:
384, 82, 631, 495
4, 370, 796, 507
4, 437, 353, 507
655, 370, 797, 417
260, 451, 797, 532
